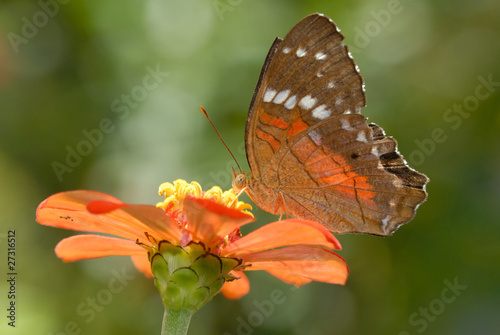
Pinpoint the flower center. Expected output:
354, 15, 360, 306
156, 179, 252, 223
152, 179, 252, 250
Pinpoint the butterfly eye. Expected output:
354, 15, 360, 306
232, 173, 247, 193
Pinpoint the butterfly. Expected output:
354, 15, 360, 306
232, 13, 429, 236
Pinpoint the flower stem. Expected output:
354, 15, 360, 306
161, 307, 194, 335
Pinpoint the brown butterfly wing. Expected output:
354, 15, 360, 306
244, 14, 428, 235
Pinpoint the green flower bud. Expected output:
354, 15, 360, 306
151, 241, 241, 312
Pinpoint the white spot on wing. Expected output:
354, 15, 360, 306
284, 95, 297, 110
296, 47, 306, 57
371, 146, 380, 157
315, 52, 327, 60
282, 47, 291, 54
340, 118, 353, 131
273, 89, 290, 104
327, 81, 336, 88
308, 130, 322, 145
263, 88, 277, 103
312, 104, 331, 120
298, 95, 316, 110
356, 131, 367, 142
317, 13, 340, 32
381, 215, 391, 232
392, 180, 403, 187
343, 109, 352, 114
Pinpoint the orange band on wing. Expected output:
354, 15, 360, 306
294, 139, 376, 205
323, 155, 375, 204
260, 111, 288, 129
336, 175, 373, 199
256, 128, 281, 152
287, 117, 309, 140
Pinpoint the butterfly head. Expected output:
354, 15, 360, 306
231, 167, 249, 194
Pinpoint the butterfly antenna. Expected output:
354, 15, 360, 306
200, 106, 242, 173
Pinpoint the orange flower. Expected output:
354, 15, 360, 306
36, 180, 348, 300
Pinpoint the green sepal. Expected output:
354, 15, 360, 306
151, 253, 170, 293
190, 254, 222, 287
158, 241, 192, 271
170, 268, 199, 292
183, 242, 206, 262
208, 277, 225, 295
190, 286, 210, 309
221, 257, 241, 280
164, 281, 183, 311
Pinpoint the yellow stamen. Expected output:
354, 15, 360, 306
157, 179, 253, 217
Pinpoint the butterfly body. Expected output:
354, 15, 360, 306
232, 13, 428, 236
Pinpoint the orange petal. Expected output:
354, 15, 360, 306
266, 270, 312, 286
221, 271, 250, 299
223, 219, 341, 257
55, 234, 145, 262
183, 197, 254, 244
87, 200, 127, 214
131, 254, 153, 277
36, 190, 181, 242
241, 246, 348, 286
121, 204, 183, 241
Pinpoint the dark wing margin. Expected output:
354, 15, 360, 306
245, 37, 282, 164
369, 123, 430, 191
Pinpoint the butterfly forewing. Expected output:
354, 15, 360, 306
245, 15, 364, 177
243, 13, 428, 236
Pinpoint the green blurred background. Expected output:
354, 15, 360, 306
1, 0, 499, 334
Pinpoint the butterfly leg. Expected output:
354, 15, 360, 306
275, 192, 292, 220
